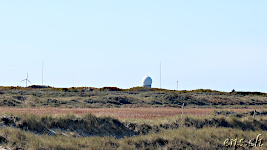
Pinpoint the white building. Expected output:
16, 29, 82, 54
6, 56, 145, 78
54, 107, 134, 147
142, 76, 152, 88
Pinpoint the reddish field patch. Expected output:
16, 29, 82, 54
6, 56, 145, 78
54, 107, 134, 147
0, 107, 257, 119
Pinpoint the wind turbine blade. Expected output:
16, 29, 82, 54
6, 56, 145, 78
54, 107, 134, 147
27, 80, 32, 84
27, 73, 28, 79
21, 79, 26, 82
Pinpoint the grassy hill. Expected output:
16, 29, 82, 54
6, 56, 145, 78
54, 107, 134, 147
0, 86, 266, 108
0, 86, 266, 149
0, 110, 266, 149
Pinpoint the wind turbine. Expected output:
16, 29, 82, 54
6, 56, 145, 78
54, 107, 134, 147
21, 73, 31, 87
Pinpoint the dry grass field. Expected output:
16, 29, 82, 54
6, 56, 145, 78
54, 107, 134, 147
0, 87, 266, 149
0, 107, 257, 119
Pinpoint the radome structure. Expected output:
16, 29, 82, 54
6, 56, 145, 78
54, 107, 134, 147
142, 76, 152, 88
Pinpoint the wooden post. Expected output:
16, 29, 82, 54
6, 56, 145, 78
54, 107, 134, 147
181, 103, 184, 118
253, 108, 256, 119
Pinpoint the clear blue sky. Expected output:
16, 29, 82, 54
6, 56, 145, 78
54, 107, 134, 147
1, 0, 266, 92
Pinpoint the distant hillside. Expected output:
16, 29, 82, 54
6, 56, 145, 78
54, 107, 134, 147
0, 86, 266, 108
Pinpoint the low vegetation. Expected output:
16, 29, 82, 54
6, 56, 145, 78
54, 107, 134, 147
0, 86, 266, 108
0, 86, 266, 149
0, 110, 266, 149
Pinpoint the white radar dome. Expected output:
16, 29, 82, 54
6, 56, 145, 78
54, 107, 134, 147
142, 76, 152, 88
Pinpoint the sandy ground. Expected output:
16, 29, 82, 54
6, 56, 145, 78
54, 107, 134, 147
0, 107, 259, 119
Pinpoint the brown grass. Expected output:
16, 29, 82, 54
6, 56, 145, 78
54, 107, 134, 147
0, 107, 257, 119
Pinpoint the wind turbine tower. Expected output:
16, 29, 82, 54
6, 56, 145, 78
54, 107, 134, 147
42, 61, 44, 86
160, 63, 161, 89
22, 73, 31, 87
